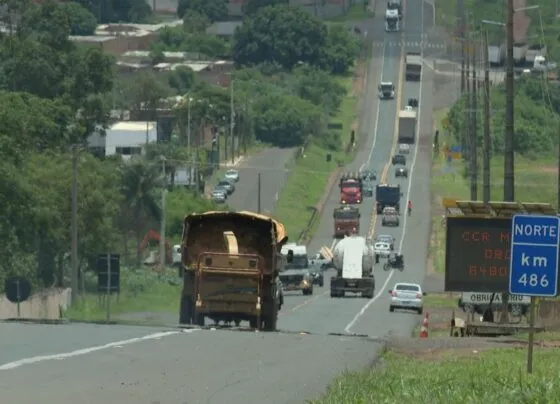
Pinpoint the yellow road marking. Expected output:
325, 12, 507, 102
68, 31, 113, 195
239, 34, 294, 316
367, 45, 406, 239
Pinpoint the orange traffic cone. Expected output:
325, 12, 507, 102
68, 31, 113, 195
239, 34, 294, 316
419, 325, 428, 338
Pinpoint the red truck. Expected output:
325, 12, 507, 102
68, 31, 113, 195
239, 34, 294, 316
340, 172, 363, 204
333, 205, 361, 238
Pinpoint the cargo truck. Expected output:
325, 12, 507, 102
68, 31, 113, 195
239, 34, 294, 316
405, 52, 422, 81
179, 211, 289, 331
398, 109, 417, 144
339, 172, 363, 204
385, 8, 399, 32
333, 205, 360, 238
330, 235, 375, 298
387, 0, 402, 19
376, 184, 401, 214
488, 43, 505, 66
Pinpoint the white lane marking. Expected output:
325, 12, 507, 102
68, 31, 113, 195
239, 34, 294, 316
345, 13, 426, 334
0, 330, 192, 371
360, 43, 386, 171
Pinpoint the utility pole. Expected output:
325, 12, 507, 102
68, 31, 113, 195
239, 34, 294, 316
230, 80, 235, 164
187, 98, 192, 156
504, 0, 515, 202
257, 172, 262, 214
71, 146, 79, 304
470, 33, 478, 201
457, 0, 466, 93
483, 29, 491, 204
159, 157, 167, 270
465, 30, 472, 168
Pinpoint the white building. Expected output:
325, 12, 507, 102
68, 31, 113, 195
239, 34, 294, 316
88, 121, 157, 160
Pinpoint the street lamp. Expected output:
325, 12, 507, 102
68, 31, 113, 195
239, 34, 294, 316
159, 155, 167, 270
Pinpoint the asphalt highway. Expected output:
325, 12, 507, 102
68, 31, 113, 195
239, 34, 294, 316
0, 2, 435, 402
223, 147, 295, 213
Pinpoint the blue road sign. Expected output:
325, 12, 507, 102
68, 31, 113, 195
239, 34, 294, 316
509, 215, 560, 297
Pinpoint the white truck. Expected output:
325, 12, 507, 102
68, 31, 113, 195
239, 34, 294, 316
488, 43, 505, 66
513, 42, 528, 65
385, 8, 399, 32
398, 109, 417, 144
281, 243, 308, 270
330, 236, 375, 298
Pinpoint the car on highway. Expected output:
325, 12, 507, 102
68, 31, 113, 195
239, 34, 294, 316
375, 234, 395, 250
381, 207, 399, 227
408, 98, 419, 108
278, 269, 314, 295
308, 262, 325, 287
363, 180, 374, 197
391, 154, 406, 166
216, 179, 235, 195
360, 169, 377, 181
395, 167, 408, 178
373, 241, 392, 258
211, 188, 227, 203
389, 282, 426, 314
225, 169, 239, 182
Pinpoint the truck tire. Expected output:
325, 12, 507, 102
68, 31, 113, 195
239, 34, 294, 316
249, 317, 259, 329
194, 313, 205, 327
179, 296, 194, 324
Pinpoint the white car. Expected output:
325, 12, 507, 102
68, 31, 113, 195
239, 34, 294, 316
225, 169, 239, 182
398, 144, 410, 154
389, 282, 426, 314
374, 242, 391, 258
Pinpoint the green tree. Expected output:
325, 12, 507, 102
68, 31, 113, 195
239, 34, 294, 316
319, 25, 360, 74
254, 92, 320, 147
59, 2, 98, 35
167, 66, 197, 94
119, 160, 164, 265
232, 5, 328, 70
177, 0, 228, 22
120, 70, 172, 116
73, 0, 152, 23
182, 10, 211, 33
292, 64, 346, 111
243, 0, 288, 15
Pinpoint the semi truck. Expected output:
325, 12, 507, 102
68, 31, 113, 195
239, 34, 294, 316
405, 52, 422, 81
179, 210, 289, 331
339, 172, 363, 204
398, 109, 417, 144
385, 8, 399, 32
330, 235, 375, 298
376, 184, 402, 213
333, 205, 360, 238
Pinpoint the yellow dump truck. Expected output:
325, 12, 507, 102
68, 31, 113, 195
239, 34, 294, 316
179, 211, 289, 331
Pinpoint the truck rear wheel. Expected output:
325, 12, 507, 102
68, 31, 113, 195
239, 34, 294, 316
179, 296, 194, 324
262, 303, 278, 331
194, 313, 205, 327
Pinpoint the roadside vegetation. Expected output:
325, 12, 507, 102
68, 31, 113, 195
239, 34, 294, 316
430, 75, 559, 273
313, 347, 560, 403
0, 0, 362, 318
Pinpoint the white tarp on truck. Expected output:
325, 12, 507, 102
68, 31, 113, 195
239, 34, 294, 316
398, 110, 417, 143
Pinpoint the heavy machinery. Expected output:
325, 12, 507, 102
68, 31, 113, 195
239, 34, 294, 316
138, 229, 181, 267
179, 211, 289, 331
330, 235, 375, 298
333, 205, 360, 238
339, 172, 363, 204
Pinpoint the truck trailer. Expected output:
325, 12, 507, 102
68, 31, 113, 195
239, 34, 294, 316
398, 109, 417, 144
405, 52, 422, 81
330, 235, 375, 298
179, 210, 289, 331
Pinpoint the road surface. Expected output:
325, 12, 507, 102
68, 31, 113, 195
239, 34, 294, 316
224, 147, 295, 213
0, 2, 434, 402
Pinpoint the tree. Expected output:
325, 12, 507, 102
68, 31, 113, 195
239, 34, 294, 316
253, 92, 320, 147
73, 0, 152, 24
292, 65, 346, 112
233, 5, 328, 70
182, 10, 210, 33
167, 66, 197, 94
119, 160, 164, 265
120, 70, 172, 115
177, 0, 228, 22
243, 0, 288, 15
319, 25, 360, 74
58, 2, 98, 35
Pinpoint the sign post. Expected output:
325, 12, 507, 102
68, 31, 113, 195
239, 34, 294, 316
509, 214, 560, 373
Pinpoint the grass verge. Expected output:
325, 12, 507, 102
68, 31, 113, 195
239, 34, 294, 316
64, 268, 181, 322
429, 109, 557, 273
312, 347, 560, 403
329, 3, 375, 22
275, 65, 364, 239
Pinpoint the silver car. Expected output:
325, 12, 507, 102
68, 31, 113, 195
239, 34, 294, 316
375, 234, 395, 250
216, 179, 235, 195
389, 282, 426, 314
225, 169, 239, 182
211, 189, 227, 203
381, 208, 399, 227
374, 242, 391, 258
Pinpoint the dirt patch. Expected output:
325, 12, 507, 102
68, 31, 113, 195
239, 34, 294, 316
533, 166, 557, 174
